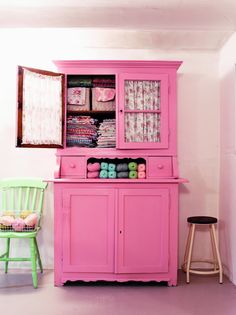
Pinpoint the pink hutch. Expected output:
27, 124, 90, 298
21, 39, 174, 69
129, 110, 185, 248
17, 60, 184, 286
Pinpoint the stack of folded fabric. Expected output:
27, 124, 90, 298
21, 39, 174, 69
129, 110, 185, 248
97, 119, 116, 148
67, 76, 92, 88
92, 76, 115, 88
66, 115, 98, 147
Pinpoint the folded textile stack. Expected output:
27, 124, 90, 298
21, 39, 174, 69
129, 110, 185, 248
66, 115, 98, 147
67, 76, 92, 88
92, 76, 115, 88
97, 119, 116, 148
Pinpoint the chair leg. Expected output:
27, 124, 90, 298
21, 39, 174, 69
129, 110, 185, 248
30, 238, 38, 289
4, 238, 10, 274
186, 224, 195, 283
34, 238, 43, 273
211, 224, 223, 284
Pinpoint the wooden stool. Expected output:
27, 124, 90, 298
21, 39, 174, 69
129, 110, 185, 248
182, 216, 223, 284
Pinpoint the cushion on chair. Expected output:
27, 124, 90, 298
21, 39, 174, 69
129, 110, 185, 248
187, 216, 218, 224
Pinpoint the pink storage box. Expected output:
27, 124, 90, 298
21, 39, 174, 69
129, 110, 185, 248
67, 87, 90, 111
92, 87, 116, 111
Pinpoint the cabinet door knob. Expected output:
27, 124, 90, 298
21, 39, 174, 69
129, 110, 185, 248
120, 109, 123, 113
157, 164, 164, 169
69, 163, 76, 168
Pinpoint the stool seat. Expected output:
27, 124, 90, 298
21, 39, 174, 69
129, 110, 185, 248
187, 216, 217, 224
182, 215, 223, 284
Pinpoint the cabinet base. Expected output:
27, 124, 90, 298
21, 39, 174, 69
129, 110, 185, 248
54, 272, 177, 287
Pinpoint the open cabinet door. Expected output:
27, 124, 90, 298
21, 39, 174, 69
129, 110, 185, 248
17, 66, 65, 148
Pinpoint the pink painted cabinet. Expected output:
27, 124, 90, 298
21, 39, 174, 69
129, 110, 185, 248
54, 183, 178, 286
62, 188, 115, 273
16, 60, 183, 286
117, 188, 169, 273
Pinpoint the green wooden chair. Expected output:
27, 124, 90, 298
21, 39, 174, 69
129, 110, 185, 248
0, 179, 48, 288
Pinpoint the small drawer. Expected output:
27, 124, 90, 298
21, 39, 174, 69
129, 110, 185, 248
147, 157, 172, 178
61, 157, 86, 178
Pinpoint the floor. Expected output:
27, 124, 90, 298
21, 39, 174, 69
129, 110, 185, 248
0, 269, 236, 315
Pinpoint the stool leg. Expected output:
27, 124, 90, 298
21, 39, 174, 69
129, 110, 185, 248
186, 224, 195, 283
211, 224, 223, 284
182, 225, 192, 271
210, 224, 218, 271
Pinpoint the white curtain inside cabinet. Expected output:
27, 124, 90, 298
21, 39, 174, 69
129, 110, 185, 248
22, 69, 63, 145
124, 80, 161, 143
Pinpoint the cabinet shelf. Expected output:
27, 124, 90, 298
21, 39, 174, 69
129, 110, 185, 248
67, 110, 115, 116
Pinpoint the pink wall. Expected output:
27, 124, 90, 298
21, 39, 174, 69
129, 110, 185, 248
0, 29, 220, 270
219, 33, 236, 285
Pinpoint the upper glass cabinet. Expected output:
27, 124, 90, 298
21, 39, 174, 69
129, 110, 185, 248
118, 73, 169, 149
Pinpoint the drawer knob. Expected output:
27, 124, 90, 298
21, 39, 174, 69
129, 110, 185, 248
157, 164, 164, 169
69, 163, 76, 168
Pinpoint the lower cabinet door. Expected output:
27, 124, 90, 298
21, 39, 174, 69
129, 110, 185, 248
62, 188, 115, 273
117, 188, 169, 273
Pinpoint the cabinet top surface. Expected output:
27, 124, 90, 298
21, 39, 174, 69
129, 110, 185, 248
53, 60, 183, 69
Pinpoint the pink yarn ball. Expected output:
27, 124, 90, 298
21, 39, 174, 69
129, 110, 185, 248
87, 171, 99, 178
87, 162, 100, 172
12, 218, 25, 231
24, 213, 38, 227
0, 215, 15, 226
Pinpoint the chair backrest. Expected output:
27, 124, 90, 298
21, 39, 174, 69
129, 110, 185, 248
0, 179, 48, 228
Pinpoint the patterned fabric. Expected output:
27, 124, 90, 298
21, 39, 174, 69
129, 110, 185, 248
67, 87, 90, 111
94, 87, 115, 102
125, 80, 160, 110
124, 80, 161, 143
22, 69, 62, 145
67, 87, 86, 105
92, 88, 115, 111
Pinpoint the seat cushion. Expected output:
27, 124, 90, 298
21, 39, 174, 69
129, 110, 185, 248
187, 216, 217, 224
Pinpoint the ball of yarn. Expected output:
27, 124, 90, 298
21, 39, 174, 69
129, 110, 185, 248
24, 213, 38, 227
20, 210, 32, 219
87, 171, 99, 178
0, 215, 15, 226
12, 218, 25, 231
87, 162, 100, 172
138, 164, 146, 172
3, 211, 15, 218
117, 163, 128, 172
128, 162, 138, 171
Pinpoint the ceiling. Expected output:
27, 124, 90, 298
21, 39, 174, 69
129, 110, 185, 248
1, 0, 236, 50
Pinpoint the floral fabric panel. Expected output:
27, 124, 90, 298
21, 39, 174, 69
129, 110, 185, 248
125, 80, 160, 110
22, 69, 63, 145
124, 80, 161, 142
125, 113, 161, 142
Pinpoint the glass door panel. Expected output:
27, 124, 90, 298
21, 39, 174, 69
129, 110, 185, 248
118, 73, 168, 149
124, 113, 161, 143
125, 80, 160, 111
